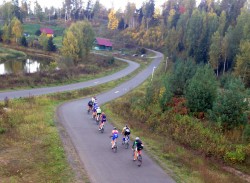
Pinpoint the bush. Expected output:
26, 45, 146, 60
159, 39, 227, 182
185, 65, 218, 113
35, 29, 41, 36
224, 145, 246, 163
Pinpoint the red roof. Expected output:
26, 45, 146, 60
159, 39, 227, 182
40, 28, 54, 34
96, 37, 112, 47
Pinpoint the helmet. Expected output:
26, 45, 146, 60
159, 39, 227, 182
113, 127, 116, 130
135, 137, 139, 140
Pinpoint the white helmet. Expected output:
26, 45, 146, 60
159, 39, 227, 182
135, 137, 139, 140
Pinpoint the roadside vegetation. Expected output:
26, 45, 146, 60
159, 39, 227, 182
102, 61, 250, 183
0, 53, 152, 181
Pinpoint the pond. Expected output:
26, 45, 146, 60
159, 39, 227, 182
0, 56, 56, 75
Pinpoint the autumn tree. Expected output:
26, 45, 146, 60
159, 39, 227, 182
61, 30, 80, 65
108, 9, 119, 30
11, 16, 23, 43
61, 21, 95, 65
234, 40, 250, 86
209, 31, 221, 76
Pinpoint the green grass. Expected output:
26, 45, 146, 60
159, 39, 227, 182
0, 47, 27, 62
0, 51, 154, 182
101, 61, 248, 183
22, 23, 65, 37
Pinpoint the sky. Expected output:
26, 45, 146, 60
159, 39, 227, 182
1, 0, 171, 10
2, 0, 201, 11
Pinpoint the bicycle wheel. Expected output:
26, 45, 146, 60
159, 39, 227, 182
137, 155, 142, 167
125, 141, 129, 149
113, 142, 117, 153
101, 126, 104, 133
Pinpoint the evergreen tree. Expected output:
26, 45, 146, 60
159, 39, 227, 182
210, 77, 248, 129
20, 35, 28, 47
47, 37, 56, 51
185, 65, 218, 113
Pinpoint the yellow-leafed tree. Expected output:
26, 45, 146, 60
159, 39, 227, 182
11, 17, 23, 43
108, 9, 119, 30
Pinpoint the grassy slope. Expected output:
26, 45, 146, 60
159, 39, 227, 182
0, 52, 151, 182
101, 62, 248, 183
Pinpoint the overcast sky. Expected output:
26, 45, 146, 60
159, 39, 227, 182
1, 0, 201, 11
1, 0, 176, 10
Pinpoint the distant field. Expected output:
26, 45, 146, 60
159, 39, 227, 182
22, 23, 65, 48
22, 23, 65, 37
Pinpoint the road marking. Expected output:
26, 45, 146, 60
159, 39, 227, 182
94, 81, 99, 84
114, 91, 119, 93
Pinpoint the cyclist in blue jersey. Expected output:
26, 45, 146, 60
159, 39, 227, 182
99, 112, 106, 130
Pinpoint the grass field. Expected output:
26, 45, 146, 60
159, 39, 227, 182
0, 46, 27, 62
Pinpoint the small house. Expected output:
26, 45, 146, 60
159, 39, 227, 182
94, 37, 112, 51
40, 28, 54, 37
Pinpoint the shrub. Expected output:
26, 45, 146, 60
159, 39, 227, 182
224, 145, 246, 163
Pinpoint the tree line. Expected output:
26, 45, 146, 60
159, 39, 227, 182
106, 0, 249, 87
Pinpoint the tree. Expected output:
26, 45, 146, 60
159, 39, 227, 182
168, 59, 197, 96
34, 0, 44, 22
209, 31, 221, 76
108, 9, 119, 30
2, 24, 11, 43
47, 37, 56, 51
20, 35, 28, 47
61, 30, 80, 65
142, 0, 155, 30
234, 40, 250, 86
61, 21, 94, 65
221, 34, 230, 74
11, 16, 23, 43
210, 77, 248, 129
185, 65, 218, 113
0, 2, 14, 24
39, 33, 49, 51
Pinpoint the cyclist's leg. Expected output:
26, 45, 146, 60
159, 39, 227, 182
133, 148, 137, 160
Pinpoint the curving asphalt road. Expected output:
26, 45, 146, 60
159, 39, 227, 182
0, 57, 139, 100
57, 50, 176, 183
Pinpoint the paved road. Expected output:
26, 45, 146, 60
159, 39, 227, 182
57, 50, 176, 183
0, 57, 139, 100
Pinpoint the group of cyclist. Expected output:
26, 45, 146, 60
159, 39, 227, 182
87, 96, 144, 161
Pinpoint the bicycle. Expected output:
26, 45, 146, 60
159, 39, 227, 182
96, 113, 101, 125
99, 123, 104, 133
133, 149, 142, 167
122, 135, 130, 149
111, 137, 118, 153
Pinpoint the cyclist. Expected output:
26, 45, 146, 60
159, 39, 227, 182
110, 127, 119, 149
99, 112, 106, 130
91, 96, 96, 103
92, 102, 98, 119
87, 100, 93, 113
132, 137, 143, 161
121, 124, 130, 143
96, 107, 102, 121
